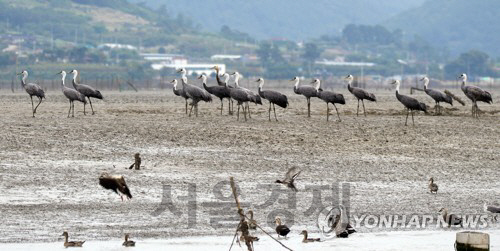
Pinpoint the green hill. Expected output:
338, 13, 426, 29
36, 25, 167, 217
129, 0, 424, 40
384, 0, 500, 56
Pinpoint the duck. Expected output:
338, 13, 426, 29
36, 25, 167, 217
62, 231, 85, 248
275, 217, 290, 239
122, 233, 136, 247
246, 210, 257, 230
276, 167, 301, 192
300, 230, 321, 243
439, 208, 462, 228
428, 177, 438, 194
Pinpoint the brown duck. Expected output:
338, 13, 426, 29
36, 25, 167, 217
122, 233, 136, 247
300, 230, 321, 243
62, 232, 85, 248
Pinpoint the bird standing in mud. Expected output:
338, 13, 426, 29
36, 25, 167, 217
428, 177, 438, 194
275, 217, 290, 239
17, 70, 45, 117
345, 74, 376, 116
276, 167, 301, 192
99, 173, 132, 201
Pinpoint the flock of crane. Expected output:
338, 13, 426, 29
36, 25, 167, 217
16, 67, 493, 125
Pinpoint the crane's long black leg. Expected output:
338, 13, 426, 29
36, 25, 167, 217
88, 97, 95, 115
83, 101, 87, 115
185, 99, 188, 114
237, 104, 240, 121
362, 99, 366, 117
268, 102, 271, 121
68, 100, 72, 118
244, 103, 247, 121
307, 98, 311, 117
326, 103, 329, 121
247, 103, 251, 118
334, 104, 341, 122
72, 101, 75, 117
273, 103, 277, 121
356, 99, 360, 117
34, 97, 42, 114
411, 110, 415, 126
405, 108, 409, 126
220, 98, 223, 115
188, 103, 194, 117
30, 96, 35, 117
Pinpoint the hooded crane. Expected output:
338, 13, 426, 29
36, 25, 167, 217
212, 65, 233, 114
69, 70, 103, 115
171, 79, 189, 114
62, 232, 85, 248
177, 68, 212, 117
391, 80, 428, 126
99, 172, 132, 201
421, 77, 452, 115
276, 166, 301, 192
199, 74, 231, 115
225, 73, 253, 121
459, 73, 492, 118
232, 72, 262, 118
256, 78, 288, 121
345, 74, 376, 116
292, 76, 321, 117
59, 71, 86, 118
314, 79, 345, 122
17, 70, 45, 117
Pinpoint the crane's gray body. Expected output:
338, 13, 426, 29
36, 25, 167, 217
19, 71, 45, 117
257, 78, 288, 121
460, 74, 492, 118
317, 89, 345, 122
70, 70, 103, 115
347, 79, 376, 117
60, 71, 86, 118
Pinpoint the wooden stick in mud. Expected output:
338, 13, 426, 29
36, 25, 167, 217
126, 81, 139, 92
229, 177, 293, 251
444, 90, 466, 106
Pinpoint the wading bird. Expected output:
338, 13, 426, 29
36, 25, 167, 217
315, 79, 345, 122
99, 172, 132, 201
171, 79, 189, 114
459, 73, 492, 118
62, 232, 85, 248
421, 77, 452, 115
17, 70, 45, 117
345, 74, 376, 116
69, 70, 103, 115
256, 78, 288, 121
226, 75, 253, 121
276, 167, 301, 192
177, 68, 212, 117
59, 71, 86, 118
292, 76, 321, 117
212, 65, 233, 113
275, 217, 290, 239
232, 72, 261, 118
199, 74, 231, 115
391, 80, 428, 126
428, 177, 438, 194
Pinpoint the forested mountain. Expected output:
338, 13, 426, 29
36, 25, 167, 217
129, 0, 425, 40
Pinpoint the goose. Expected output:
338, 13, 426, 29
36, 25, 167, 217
439, 208, 462, 228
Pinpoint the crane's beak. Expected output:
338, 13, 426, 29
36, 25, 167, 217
170, 79, 175, 83
420, 77, 425, 81
176, 69, 182, 73
16, 72, 22, 75
197, 75, 203, 79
